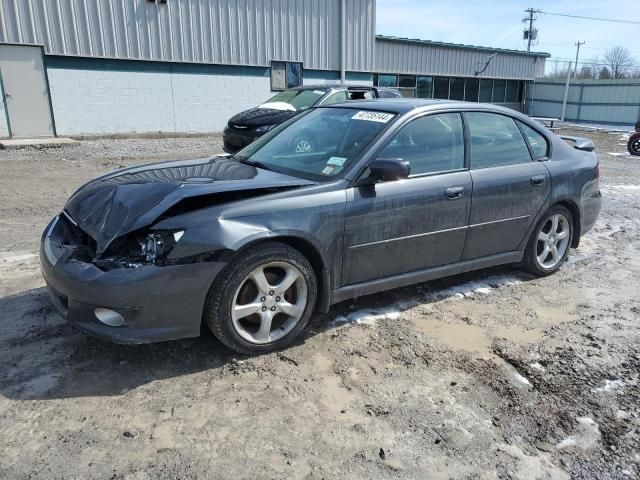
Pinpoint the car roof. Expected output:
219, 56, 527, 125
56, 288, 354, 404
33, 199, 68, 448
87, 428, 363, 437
320, 98, 522, 116
290, 84, 375, 91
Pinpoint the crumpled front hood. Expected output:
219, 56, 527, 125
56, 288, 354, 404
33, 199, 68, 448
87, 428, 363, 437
64, 156, 314, 254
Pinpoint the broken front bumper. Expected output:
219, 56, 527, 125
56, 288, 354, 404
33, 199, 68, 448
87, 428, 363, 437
40, 215, 226, 344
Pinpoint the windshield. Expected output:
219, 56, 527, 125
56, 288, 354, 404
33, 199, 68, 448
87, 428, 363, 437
259, 89, 328, 112
237, 107, 396, 181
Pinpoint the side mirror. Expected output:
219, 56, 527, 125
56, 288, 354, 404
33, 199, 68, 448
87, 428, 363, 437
369, 158, 410, 182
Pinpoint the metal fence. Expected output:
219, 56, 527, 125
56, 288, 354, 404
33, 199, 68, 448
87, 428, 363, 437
528, 79, 640, 127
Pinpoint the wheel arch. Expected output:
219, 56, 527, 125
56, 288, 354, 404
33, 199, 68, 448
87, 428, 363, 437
227, 234, 332, 314
553, 199, 581, 248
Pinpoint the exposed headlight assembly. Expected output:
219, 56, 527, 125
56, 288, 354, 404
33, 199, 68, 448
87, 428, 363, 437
140, 230, 185, 262
94, 230, 185, 270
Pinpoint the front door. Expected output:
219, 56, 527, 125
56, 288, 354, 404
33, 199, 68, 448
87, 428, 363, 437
0, 45, 54, 138
342, 112, 471, 285
462, 112, 551, 260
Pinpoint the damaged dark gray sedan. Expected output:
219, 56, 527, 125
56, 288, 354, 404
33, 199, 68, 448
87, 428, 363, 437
41, 100, 601, 354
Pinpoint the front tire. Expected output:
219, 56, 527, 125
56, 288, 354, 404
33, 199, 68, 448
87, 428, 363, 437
523, 206, 573, 277
204, 242, 317, 354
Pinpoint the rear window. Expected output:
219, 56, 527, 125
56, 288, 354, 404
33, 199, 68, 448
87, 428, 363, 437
518, 121, 549, 160
260, 89, 327, 112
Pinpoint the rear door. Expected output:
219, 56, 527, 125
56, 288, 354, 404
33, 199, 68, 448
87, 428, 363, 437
462, 112, 550, 260
343, 112, 472, 285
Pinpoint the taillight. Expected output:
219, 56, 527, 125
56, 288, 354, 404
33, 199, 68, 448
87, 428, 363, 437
595, 163, 600, 179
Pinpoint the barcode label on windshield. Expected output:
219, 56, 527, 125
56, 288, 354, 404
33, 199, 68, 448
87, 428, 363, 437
352, 111, 394, 123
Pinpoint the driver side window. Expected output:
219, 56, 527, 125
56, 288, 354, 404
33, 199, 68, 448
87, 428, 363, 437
379, 113, 465, 175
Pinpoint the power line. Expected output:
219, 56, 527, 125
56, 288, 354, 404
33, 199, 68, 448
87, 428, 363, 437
547, 57, 640, 69
538, 11, 640, 25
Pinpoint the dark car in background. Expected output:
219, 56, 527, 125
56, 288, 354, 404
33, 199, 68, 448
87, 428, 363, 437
41, 100, 601, 354
628, 121, 640, 156
222, 85, 399, 153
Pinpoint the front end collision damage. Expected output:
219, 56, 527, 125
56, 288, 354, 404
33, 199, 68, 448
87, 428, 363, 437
40, 156, 322, 342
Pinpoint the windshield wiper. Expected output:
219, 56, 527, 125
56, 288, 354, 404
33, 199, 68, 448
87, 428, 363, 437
237, 157, 278, 173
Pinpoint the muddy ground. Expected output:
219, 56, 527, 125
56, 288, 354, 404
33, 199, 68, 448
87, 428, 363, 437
0, 129, 638, 479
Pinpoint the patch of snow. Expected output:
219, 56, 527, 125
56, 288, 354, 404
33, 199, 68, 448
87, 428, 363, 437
556, 416, 601, 450
512, 371, 531, 386
332, 274, 522, 326
592, 379, 624, 393
530, 362, 546, 372
606, 152, 632, 157
429, 275, 522, 301
332, 308, 401, 326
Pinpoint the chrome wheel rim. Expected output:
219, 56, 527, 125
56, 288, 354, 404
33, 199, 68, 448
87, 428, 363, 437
632, 139, 640, 153
536, 213, 570, 269
231, 262, 308, 345
295, 138, 313, 153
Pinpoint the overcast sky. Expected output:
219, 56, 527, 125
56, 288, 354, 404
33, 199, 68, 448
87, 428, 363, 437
376, 0, 640, 69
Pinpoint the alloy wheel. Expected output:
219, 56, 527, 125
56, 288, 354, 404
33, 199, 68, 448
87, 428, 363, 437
631, 138, 640, 155
231, 261, 308, 344
536, 213, 570, 269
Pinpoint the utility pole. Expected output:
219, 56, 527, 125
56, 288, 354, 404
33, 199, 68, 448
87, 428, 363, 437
573, 41, 585, 78
561, 61, 573, 122
523, 8, 539, 53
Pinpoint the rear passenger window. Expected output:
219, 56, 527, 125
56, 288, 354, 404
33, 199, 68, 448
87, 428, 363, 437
379, 113, 465, 175
518, 121, 549, 160
322, 90, 348, 105
466, 112, 532, 169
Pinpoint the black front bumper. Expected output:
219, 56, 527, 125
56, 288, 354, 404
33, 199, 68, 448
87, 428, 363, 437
40, 215, 226, 344
222, 126, 262, 154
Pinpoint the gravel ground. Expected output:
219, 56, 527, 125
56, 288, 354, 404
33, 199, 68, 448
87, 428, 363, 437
0, 129, 638, 479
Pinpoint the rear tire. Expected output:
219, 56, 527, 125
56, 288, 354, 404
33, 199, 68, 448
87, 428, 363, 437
628, 133, 640, 156
523, 205, 574, 277
204, 242, 317, 355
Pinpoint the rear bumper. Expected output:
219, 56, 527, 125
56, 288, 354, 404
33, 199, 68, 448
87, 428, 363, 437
40, 216, 226, 344
222, 126, 261, 154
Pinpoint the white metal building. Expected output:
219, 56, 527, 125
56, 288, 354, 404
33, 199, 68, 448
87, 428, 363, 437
0, 0, 548, 138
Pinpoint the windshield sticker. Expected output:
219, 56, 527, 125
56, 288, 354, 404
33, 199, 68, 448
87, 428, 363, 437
322, 166, 335, 175
327, 156, 347, 167
352, 111, 394, 123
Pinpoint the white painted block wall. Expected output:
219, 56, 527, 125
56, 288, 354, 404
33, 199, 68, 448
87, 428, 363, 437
47, 68, 273, 136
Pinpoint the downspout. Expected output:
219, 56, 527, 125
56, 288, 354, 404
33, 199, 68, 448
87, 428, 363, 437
340, 0, 346, 84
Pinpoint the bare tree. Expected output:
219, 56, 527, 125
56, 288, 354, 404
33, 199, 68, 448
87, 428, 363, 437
603, 46, 634, 79
577, 66, 593, 79
584, 57, 600, 80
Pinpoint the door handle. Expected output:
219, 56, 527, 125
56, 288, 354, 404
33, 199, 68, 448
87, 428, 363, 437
445, 186, 464, 199
530, 175, 546, 186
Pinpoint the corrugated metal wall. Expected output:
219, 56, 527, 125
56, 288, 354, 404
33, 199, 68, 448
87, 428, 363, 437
375, 37, 545, 80
529, 80, 640, 127
0, 0, 375, 71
